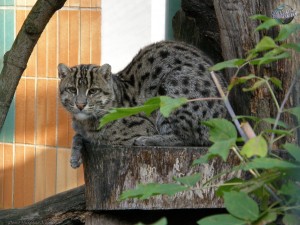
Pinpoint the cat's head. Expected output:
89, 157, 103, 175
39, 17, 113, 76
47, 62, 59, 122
58, 63, 115, 120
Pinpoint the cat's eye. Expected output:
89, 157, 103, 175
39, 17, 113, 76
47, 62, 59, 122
88, 88, 100, 95
66, 87, 77, 94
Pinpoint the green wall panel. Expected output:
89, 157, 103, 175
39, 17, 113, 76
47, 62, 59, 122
0, 9, 15, 143
166, 0, 181, 40
0, 0, 14, 6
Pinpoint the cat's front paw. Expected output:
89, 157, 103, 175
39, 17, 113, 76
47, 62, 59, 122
71, 133, 84, 168
70, 150, 82, 168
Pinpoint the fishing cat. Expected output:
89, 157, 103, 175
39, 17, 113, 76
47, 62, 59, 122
58, 41, 227, 168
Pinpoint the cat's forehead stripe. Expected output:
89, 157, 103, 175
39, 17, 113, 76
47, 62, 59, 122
76, 65, 89, 86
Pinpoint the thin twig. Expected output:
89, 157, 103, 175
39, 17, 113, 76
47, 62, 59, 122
269, 71, 299, 149
266, 80, 280, 111
211, 71, 249, 141
211, 71, 282, 203
187, 97, 223, 102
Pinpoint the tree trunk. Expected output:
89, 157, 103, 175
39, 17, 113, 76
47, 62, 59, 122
173, 0, 223, 63
82, 144, 240, 210
173, 0, 300, 144
213, 0, 300, 143
0, 0, 67, 130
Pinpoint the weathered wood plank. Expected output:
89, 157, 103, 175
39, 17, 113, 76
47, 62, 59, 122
82, 144, 240, 210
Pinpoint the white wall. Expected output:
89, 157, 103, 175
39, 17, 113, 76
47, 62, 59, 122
101, 0, 166, 73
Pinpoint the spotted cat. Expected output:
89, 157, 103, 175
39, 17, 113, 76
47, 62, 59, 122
58, 41, 227, 168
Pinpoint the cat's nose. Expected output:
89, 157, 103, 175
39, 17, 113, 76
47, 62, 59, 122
76, 103, 86, 110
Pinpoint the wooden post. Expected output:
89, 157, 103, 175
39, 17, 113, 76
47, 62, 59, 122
82, 143, 240, 224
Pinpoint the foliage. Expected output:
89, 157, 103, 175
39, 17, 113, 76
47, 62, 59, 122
100, 15, 300, 225
99, 96, 188, 128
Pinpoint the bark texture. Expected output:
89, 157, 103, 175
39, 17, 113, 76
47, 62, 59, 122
0, 0, 67, 130
213, 0, 300, 141
0, 186, 86, 225
173, 0, 300, 143
82, 144, 240, 210
173, 0, 223, 63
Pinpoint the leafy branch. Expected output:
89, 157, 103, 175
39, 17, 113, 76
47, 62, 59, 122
100, 15, 300, 225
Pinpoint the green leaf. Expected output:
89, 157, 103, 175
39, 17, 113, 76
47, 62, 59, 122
257, 52, 290, 65
262, 118, 289, 129
99, 96, 188, 128
254, 36, 278, 52
249, 52, 290, 65
255, 18, 281, 31
202, 119, 237, 143
216, 178, 244, 197
262, 47, 286, 59
283, 43, 300, 52
255, 212, 277, 225
209, 59, 246, 71
246, 52, 259, 61
275, 23, 300, 41
173, 173, 202, 187
250, 14, 272, 22
279, 181, 300, 200
159, 96, 188, 117
241, 135, 268, 158
285, 167, 300, 181
283, 143, 300, 162
264, 129, 293, 136
208, 140, 233, 161
197, 214, 246, 225
283, 214, 300, 225
228, 74, 256, 91
285, 106, 300, 122
242, 80, 266, 92
202, 119, 237, 161
223, 191, 259, 221
269, 77, 283, 89
237, 171, 280, 194
99, 97, 161, 128
119, 183, 188, 201
136, 218, 168, 225
192, 153, 217, 166
244, 158, 300, 170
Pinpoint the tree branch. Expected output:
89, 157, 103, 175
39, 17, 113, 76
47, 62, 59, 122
0, 0, 67, 130
0, 186, 86, 225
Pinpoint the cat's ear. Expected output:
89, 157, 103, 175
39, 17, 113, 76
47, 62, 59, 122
58, 63, 71, 79
97, 64, 112, 81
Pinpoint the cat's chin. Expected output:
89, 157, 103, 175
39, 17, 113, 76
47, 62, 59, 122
74, 113, 91, 120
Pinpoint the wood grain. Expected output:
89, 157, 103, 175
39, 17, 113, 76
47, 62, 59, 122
82, 144, 240, 210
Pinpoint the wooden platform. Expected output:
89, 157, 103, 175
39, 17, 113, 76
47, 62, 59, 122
82, 143, 240, 210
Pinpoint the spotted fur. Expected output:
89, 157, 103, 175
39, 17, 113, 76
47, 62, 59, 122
58, 41, 227, 168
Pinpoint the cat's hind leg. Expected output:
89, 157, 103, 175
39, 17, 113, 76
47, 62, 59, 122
134, 134, 184, 146
133, 113, 186, 146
